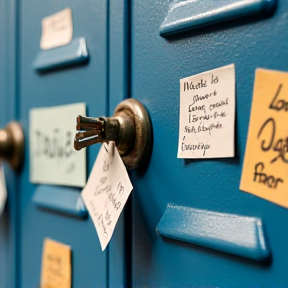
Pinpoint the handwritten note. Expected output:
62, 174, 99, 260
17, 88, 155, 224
0, 163, 7, 217
40, 238, 71, 288
30, 103, 86, 187
40, 8, 73, 50
240, 69, 288, 208
81, 143, 133, 251
177, 64, 235, 158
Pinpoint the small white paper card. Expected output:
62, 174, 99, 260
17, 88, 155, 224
30, 103, 86, 187
82, 143, 133, 251
40, 8, 73, 50
177, 64, 235, 159
0, 163, 7, 217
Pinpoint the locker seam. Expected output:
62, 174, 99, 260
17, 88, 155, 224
106, 0, 110, 287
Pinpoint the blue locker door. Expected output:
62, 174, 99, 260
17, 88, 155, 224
130, 0, 288, 286
108, 0, 131, 287
0, 1, 18, 287
19, 0, 108, 286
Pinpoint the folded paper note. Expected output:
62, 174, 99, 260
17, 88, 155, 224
82, 143, 133, 251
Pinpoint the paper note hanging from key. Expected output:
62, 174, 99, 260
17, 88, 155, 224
177, 64, 235, 158
0, 163, 7, 218
240, 69, 288, 208
40, 8, 73, 50
40, 238, 71, 288
82, 142, 133, 251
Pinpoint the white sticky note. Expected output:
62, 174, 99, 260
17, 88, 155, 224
40, 8, 73, 50
0, 163, 7, 217
177, 64, 235, 158
82, 143, 133, 251
30, 103, 86, 187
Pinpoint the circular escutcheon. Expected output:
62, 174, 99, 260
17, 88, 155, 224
114, 99, 152, 170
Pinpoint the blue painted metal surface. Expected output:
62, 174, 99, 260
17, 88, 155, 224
0, 0, 19, 287
2, 0, 287, 286
109, 0, 132, 287
19, 1, 108, 286
159, 0, 277, 36
130, 0, 288, 286
33, 38, 89, 72
33, 185, 87, 218
156, 204, 270, 262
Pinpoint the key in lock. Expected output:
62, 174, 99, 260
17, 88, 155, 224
74, 99, 152, 169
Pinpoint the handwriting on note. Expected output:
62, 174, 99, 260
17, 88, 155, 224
81, 143, 133, 251
30, 103, 86, 187
177, 64, 235, 158
40, 238, 71, 288
240, 69, 288, 208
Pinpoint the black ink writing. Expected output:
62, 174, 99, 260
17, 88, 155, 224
188, 104, 206, 113
209, 98, 229, 111
183, 79, 207, 92
214, 111, 227, 119
189, 90, 217, 108
198, 122, 222, 135
34, 129, 73, 159
107, 191, 121, 211
103, 160, 109, 171
117, 182, 124, 196
253, 162, 283, 189
185, 126, 197, 133
257, 118, 288, 164
189, 114, 212, 123
211, 74, 219, 84
188, 111, 226, 123
181, 142, 210, 156
269, 84, 288, 112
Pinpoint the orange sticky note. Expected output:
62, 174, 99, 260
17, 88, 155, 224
40, 238, 71, 288
240, 69, 288, 208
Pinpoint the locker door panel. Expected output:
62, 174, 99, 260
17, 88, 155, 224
19, 1, 108, 286
0, 0, 18, 287
130, 0, 288, 286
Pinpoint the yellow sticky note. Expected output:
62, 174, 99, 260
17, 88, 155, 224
40, 238, 71, 288
240, 69, 288, 208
